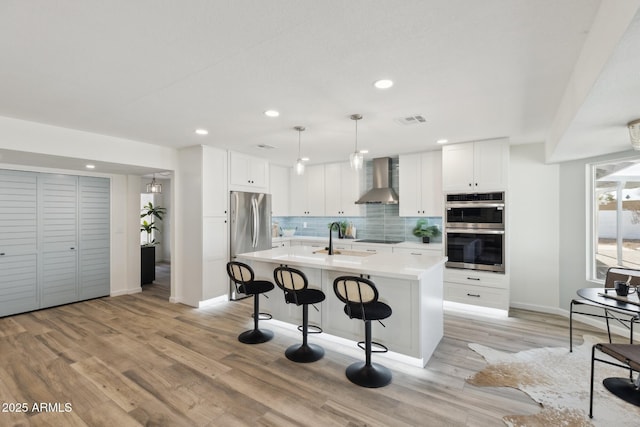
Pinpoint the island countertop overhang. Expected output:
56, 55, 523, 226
235, 245, 447, 280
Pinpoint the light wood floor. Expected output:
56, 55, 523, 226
0, 265, 609, 426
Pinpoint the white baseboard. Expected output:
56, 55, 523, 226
510, 301, 566, 316
110, 287, 141, 297
511, 301, 640, 341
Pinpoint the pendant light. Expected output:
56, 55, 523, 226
349, 114, 364, 170
294, 126, 306, 175
146, 174, 162, 193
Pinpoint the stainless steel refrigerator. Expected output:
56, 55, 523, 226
229, 191, 272, 300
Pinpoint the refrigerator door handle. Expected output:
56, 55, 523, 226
251, 197, 258, 248
255, 198, 261, 248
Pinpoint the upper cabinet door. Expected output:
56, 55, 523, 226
442, 142, 475, 192
289, 165, 325, 216
270, 165, 290, 217
473, 139, 509, 191
399, 154, 421, 217
324, 162, 363, 217
399, 152, 442, 217
229, 151, 269, 192
420, 150, 443, 216
203, 146, 228, 217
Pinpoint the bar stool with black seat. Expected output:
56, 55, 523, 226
226, 261, 274, 344
333, 275, 392, 388
273, 266, 326, 363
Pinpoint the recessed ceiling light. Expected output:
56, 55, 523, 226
359, 149, 369, 154
264, 110, 280, 117
301, 157, 310, 162
436, 139, 449, 144
195, 128, 209, 135
85, 164, 96, 169
373, 79, 394, 89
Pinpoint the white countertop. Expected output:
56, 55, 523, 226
236, 245, 447, 280
272, 236, 443, 252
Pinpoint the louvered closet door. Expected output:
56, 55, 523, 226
39, 174, 78, 308
79, 177, 110, 299
0, 170, 38, 316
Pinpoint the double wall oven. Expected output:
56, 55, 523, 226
444, 192, 505, 273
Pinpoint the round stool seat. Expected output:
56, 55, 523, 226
343, 302, 391, 321
239, 280, 274, 295
285, 288, 325, 306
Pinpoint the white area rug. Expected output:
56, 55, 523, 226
467, 335, 640, 427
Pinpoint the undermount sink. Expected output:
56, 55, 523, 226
313, 249, 375, 257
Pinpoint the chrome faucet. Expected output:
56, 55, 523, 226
328, 222, 344, 255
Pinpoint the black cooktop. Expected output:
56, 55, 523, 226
355, 239, 404, 244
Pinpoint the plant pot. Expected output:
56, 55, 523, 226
141, 246, 156, 285
422, 236, 430, 244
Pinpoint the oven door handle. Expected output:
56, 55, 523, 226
446, 203, 504, 209
445, 228, 504, 235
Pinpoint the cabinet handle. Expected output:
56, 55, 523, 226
467, 293, 481, 297
410, 252, 422, 255
70, 247, 75, 250
468, 183, 472, 186
0, 253, 5, 256
366, 249, 376, 252
475, 183, 478, 186
467, 277, 480, 281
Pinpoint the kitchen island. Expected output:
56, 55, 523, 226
235, 245, 446, 367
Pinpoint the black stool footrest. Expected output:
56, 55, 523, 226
252, 312, 272, 321
357, 340, 388, 353
298, 324, 323, 334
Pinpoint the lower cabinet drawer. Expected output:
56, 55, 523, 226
444, 282, 509, 310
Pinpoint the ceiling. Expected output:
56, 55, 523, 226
0, 0, 637, 173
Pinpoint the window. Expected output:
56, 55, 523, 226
591, 159, 640, 280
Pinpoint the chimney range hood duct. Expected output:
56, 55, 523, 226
355, 157, 399, 204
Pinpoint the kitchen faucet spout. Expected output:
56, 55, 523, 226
328, 222, 344, 255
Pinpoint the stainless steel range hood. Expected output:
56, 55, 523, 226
355, 157, 399, 204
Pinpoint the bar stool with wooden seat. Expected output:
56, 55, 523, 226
226, 261, 274, 344
333, 275, 392, 388
273, 266, 326, 363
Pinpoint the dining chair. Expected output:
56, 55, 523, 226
570, 267, 640, 352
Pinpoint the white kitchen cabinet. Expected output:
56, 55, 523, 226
290, 165, 325, 216
399, 151, 443, 217
269, 165, 290, 216
443, 268, 509, 311
442, 138, 509, 192
229, 151, 269, 192
203, 146, 228, 217
324, 162, 363, 217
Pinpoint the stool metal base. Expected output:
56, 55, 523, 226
285, 343, 324, 363
346, 362, 392, 388
603, 377, 640, 407
238, 328, 273, 344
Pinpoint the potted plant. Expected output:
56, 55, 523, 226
412, 218, 441, 243
140, 202, 166, 284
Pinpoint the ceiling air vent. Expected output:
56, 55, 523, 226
395, 115, 427, 126
257, 144, 276, 149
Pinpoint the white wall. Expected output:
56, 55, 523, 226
509, 144, 560, 312
0, 116, 176, 169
